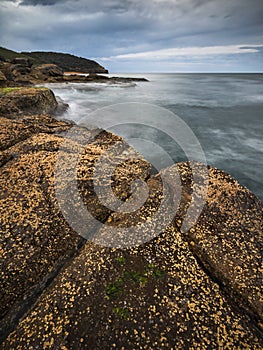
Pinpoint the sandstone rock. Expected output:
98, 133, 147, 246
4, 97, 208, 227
170, 162, 263, 329
0, 87, 58, 118
0, 60, 149, 85
10, 58, 32, 67
0, 71, 7, 87
1, 169, 262, 348
0, 88, 262, 348
1, 127, 262, 348
0, 117, 151, 343
11, 64, 31, 76
0, 115, 70, 152
33, 63, 64, 77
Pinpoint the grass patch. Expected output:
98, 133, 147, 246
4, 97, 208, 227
0, 87, 22, 95
106, 277, 124, 300
113, 307, 130, 320
123, 270, 148, 286
105, 262, 165, 300
152, 268, 165, 279
116, 256, 126, 265
0, 86, 48, 96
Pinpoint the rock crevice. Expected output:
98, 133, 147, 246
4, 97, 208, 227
0, 86, 262, 348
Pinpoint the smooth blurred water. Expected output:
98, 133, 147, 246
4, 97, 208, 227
45, 73, 263, 200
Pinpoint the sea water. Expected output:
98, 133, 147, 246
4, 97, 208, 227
45, 73, 263, 200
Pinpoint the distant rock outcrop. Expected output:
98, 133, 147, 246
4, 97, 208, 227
0, 59, 148, 86
22, 50, 109, 74
0, 46, 108, 74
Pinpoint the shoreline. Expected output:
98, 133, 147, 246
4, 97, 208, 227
0, 84, 262, 347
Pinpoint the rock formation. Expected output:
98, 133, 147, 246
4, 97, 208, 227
0, 47, 108, 74
0, 87, 58, 118
0, 86, 262, 348
0, 59, 148, 87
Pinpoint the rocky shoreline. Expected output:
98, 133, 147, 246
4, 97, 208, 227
0, 81, 262, 348
0, 59, 148, 87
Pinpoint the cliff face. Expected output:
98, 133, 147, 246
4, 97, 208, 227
0, 46, 108, 74
22, 51, 108, 74
0, 88, 262, 348
0, 59, 147, 87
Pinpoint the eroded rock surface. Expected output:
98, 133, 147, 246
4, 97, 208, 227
1, 169, 262, 349
0, 60, 148, 86
0, 87, 58, 118
0, 91, 262, 348
0, 115, 151, 343
174, 163, 263, 328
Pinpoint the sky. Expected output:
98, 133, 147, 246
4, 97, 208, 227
0, 0, 263, 72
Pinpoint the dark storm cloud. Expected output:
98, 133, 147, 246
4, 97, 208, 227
20, 0, 62, 5
0, 0, 263, 71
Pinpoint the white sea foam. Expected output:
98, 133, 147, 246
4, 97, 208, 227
44, 73, 263, 200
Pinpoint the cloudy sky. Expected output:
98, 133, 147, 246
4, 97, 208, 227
0, 0, 263, 72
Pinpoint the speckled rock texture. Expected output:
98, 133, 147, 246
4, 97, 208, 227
0, 90, 262, 348
1, 167, 262, 349
0, 115, 151, 343
173, 162, 263, 329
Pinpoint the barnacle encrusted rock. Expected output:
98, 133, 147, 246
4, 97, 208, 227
1, 172, 262, 349
0, 116, 151, 343
168, 162, 263, 329
0, 90, 262, 348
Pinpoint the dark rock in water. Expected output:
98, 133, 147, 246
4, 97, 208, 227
0, 87, 58, 118
111, 76, 149, 82
54, 95, 69, 116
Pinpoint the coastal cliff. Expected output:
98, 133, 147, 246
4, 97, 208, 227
0, 87, 262, 348
0, 58, 147, 86
0, 47, 108, 74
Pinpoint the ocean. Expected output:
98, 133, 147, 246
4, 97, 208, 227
45, 73, 263, 201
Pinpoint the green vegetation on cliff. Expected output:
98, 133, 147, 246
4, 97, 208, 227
0, 46, 108, 73
0, 47, 33, 62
